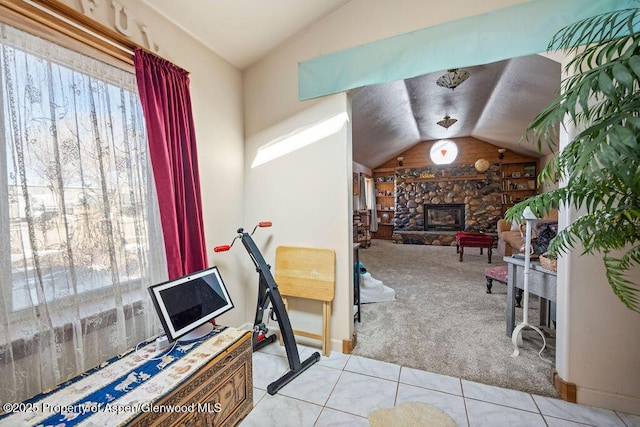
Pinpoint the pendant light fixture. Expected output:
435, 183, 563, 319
436, 69, 470, 90
436, 115, 457, 129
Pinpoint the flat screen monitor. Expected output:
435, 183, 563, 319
148, 266, 234, 342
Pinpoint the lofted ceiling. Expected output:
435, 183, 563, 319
351, 55, 561, 169
142, 1, 561, 170
142, 0, 353, 70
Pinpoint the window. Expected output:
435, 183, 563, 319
430, 139, 458, 165
364, 176, 373, 208
0, 22, 163, 314
0, 5, 168, 405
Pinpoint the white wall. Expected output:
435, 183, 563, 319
555, 104, 640, 414
61, 0, 247, 327
243, 0, 640, 414
242, 95, 352, 351
560, 244, 640, 413
243, 0, 528, 137
242, 0, 530, 352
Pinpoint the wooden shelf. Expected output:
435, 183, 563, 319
373, 171, 395, 240
353, 210, 371, 248
500, 161, 539, 213
405, 174, 487, 183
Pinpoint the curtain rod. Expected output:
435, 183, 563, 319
26, 0, 135, 55
1, 0, 177, 69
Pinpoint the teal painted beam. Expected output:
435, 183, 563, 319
299, 0, 637, 100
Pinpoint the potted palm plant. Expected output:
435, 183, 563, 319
505, 5, 640, 311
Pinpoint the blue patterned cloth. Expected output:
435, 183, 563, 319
1, 327, 225, 426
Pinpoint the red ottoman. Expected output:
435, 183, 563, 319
455, 231, 494, 263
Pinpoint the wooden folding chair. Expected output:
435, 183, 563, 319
275, 246, 335, 356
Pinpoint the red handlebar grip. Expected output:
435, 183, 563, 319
213, 245, 231, 252
258, 221, 272, 227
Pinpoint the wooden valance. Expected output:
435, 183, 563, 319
0, 0, 137, 69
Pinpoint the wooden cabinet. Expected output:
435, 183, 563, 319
353, 210, 371, 248
373, 223, 394, 240
3, 328, 253, 427
130, 330, 253, 427
500, 161, 539, 213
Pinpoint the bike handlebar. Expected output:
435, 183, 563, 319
214, 222, 272, 253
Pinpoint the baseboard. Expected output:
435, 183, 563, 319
553, 370, 577, 403
553, 370, 640, 415
342, 332, 357, 354
576, 385, 640, 415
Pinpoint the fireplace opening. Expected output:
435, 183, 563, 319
424, 203, 465, 231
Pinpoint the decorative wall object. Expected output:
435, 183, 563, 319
430, 140, 458, 164
474, 158, 490, 173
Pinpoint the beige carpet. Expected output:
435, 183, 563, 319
356, 239, 558, 397
368, 402, 457, 426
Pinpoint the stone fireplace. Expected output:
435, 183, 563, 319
391, 164, 503, 245
424, 203, 465, 231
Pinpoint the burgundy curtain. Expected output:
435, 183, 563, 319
134, 48, 207, 279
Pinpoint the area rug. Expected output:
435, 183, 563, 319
356, 239, 558, 397
368, 402, 457, 427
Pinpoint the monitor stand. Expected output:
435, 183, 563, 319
177, 322, 214, 343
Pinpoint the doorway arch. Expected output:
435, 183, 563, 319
297, 0, 637, 408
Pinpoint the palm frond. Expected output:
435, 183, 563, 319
519, 5, 640, 311
549, 8, 640, 54
604, 247, 640, 311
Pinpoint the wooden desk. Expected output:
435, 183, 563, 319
505, 256, 557, 337
0, 327, 252, 427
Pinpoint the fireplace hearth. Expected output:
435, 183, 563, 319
424, 204, 465, 231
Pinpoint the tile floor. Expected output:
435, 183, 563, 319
239, 341, 640, 427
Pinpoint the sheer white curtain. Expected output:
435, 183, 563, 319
0, 23, 167, 403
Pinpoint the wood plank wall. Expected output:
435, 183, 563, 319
375, 137, 539, 170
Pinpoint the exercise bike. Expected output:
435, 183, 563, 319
214, 222, 320, 395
